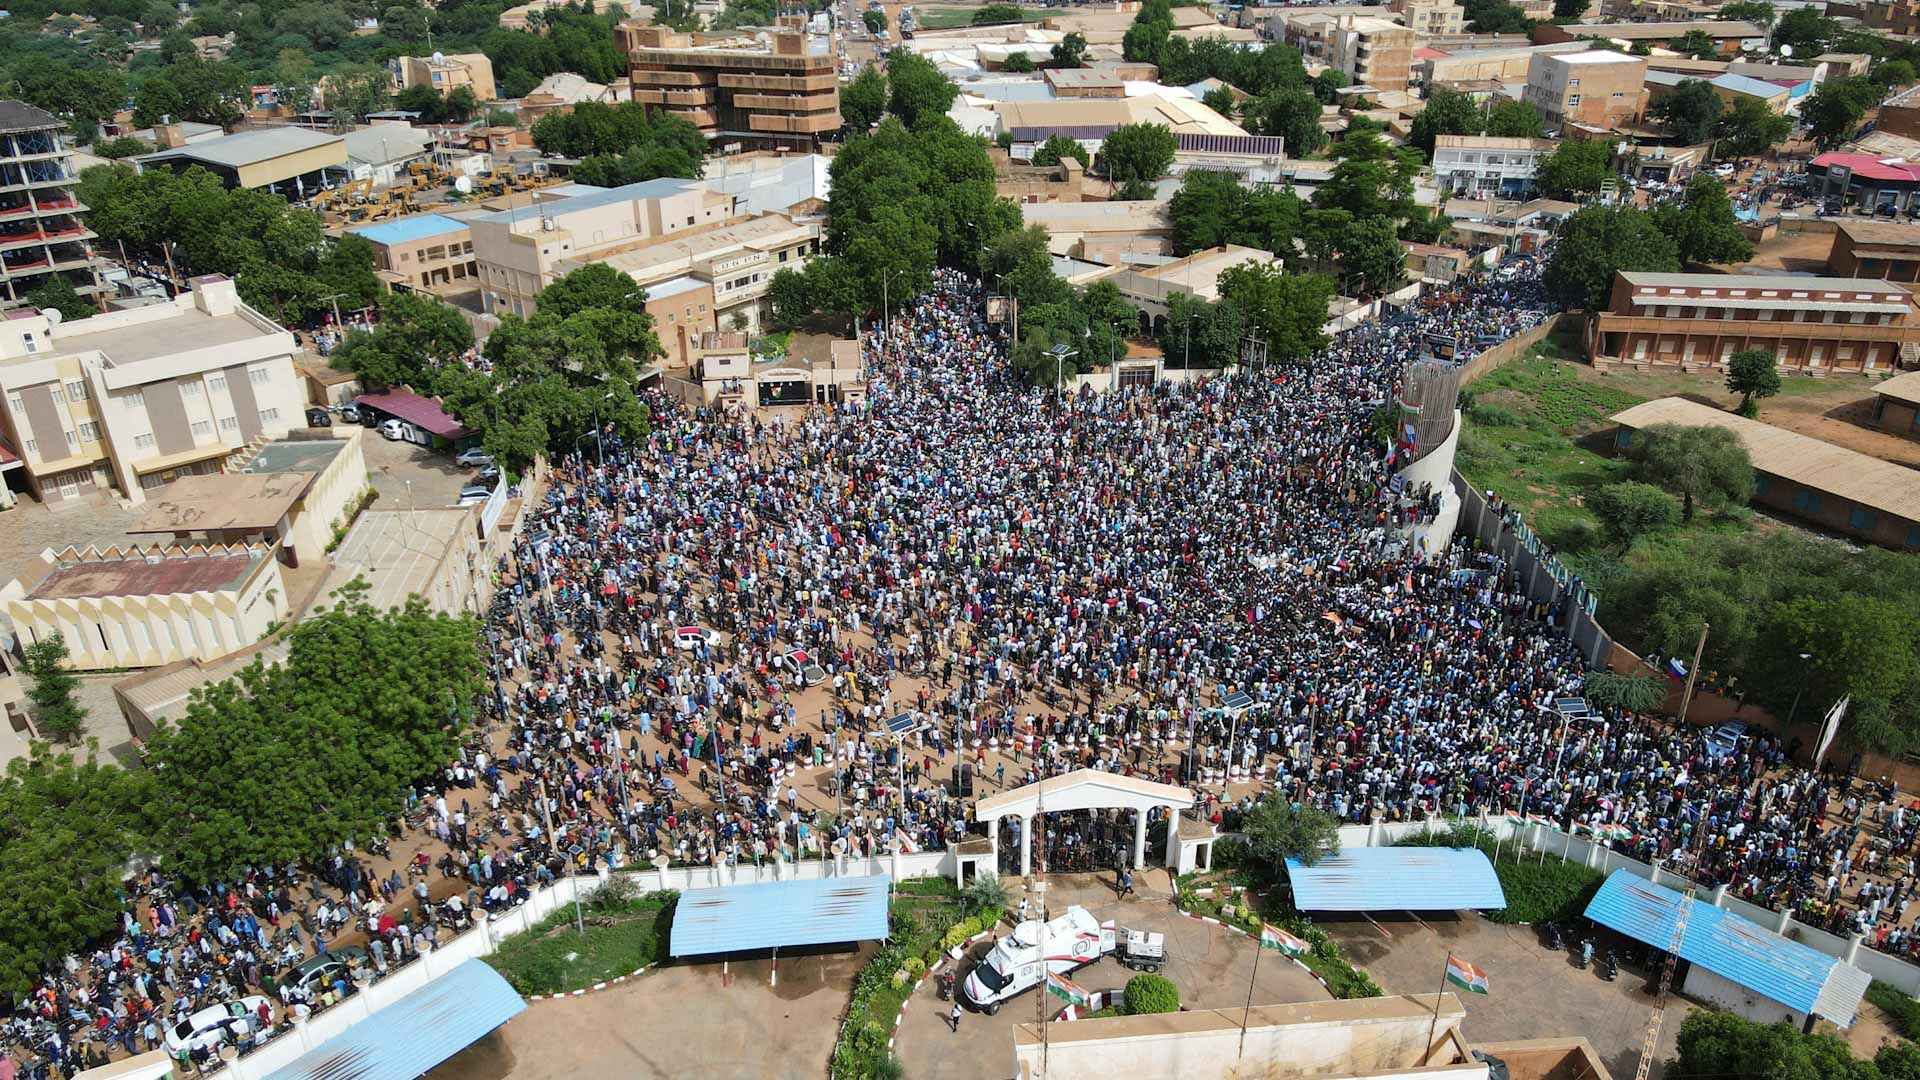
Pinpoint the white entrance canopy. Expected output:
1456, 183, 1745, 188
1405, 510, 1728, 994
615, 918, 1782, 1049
975, 769, 1196, 875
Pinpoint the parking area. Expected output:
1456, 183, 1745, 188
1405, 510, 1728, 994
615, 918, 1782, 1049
894, 874, 1330, 1080
1319, 911, 1690, 1080
427, 943, 871, 1080
359, 425, 483, 509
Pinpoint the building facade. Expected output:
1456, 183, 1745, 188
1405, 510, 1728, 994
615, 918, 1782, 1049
0, 101, 106, 310
1327, 16, 1416, 93
391, 53, 498, 102
1392, 0, 1465, 36
351, 214, 478, 292
1870, 370, 1920, 440
574, 211, 820, 334
0, 274, 303, 505
1827, 219, 1920, 282
1587, 271, 1920, 374
1432, 134, 1555, 197
1524, 50, 1648, 131
616, 23, 841, 145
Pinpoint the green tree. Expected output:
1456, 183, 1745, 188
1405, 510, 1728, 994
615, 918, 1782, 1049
768, 266, 813, 330
1485, 99, 1544, 138
1051, 31, 1087, 68
1314, 132, 1423, 224
1409, 87, 1483, 160
1239, 798, 1341, 872
1002, 51, 1035, 73
842, 66, 887, 132
1625, 423, 1754, 522
1218, 260, 1334, 364
1543, 206, 1680, 310
1773, 6, 1836, 53
1202, 84, 1238, 118
1588, 481, 1682, 543
24, 276, 95, 323
886, 51, 958, 127
1725, 347, 1782, 416
1157, 291, 1245, 368
1715, 95, 1793, 156
22, 634, 86, 744
1804, 75, 1881, 146
1651, 79, 1724, 144
1249, 88, 1326, 157
1552, 0, 1590, 17
1463, 0, 1531, 33
1717, 0, 1776, 25
1311, 68, 1349, 105
1653, 174, 1755, 265
1673, 29, 1720, 59
1124, 0, 1172, 65
826, 116, 1017, 277
91, 135, 152, 159
333, 291, 475, 391
1754, 597, 1920, 752
1534, 139, 1614, 198
1030, 134, 1090, 169
1670, 1007, 1883, 1080
1095, 122, 1177, 182
1875, 59, 1919, 89
1336, 216, 1406, 297
1123, 974, 1180, 1015
863, 9, 886, 34
1583, 671, 1669, 714
0, 743, 158, 997
973, 2, 1024, 24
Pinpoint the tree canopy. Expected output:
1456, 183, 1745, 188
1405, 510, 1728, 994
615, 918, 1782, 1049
1651, 79, 1723, 145
1624, 422, 1754, 522
1219, 260, 1334, 365
333, 291, 476, 392
530, 101, 707, 170
1239, 799, 1341, 875
1535, 139, 1615, 199
1096, 122, 1178, 183
1651, 174, 1754, 266
1725, 347, 1781, 416
1544, 206, 1681, 310
886, 50, 960, 128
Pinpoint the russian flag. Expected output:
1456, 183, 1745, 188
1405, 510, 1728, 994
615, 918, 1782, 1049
1666, 657, 1688, 682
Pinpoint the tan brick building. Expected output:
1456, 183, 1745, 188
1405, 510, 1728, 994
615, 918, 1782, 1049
1328, 16, 1416, 93
615, 23, 840, 146
1586, 271, 1920, 374
1827, 220, 1920, 284
391, 53, 497, 102
1524, 50, 1647, 131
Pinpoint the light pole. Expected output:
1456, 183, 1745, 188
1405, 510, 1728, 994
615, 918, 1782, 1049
591, 390, 614, 469
881, 268, 898, 343
1047, 342, 1077, 408
1785, 652, 1814, 727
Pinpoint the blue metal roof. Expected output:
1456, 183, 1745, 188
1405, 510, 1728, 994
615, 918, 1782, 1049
264, 959, 525, 1080
1285, 847, 1507, 911
349, 214, 469, 246
1584, 869, 1870, 1025
670, 874, 891, 957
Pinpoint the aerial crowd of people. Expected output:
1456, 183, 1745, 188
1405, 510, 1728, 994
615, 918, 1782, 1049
12, 252, 1920, 1079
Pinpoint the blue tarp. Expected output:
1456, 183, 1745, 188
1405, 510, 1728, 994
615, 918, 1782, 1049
1285, 847, 1507, 911
264, 959, 525, 1080
670, 874, 892, 957
1584, 869, 1870, 1025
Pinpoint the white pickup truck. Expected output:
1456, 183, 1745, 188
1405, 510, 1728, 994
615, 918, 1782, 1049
959, 906, 1165, 1013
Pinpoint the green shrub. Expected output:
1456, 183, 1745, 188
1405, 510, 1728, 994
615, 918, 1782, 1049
1484, 856, 1605, 925
904, 956, 926, 979
1124, 973, 1180, 1015
1870, 982, 1920, 1040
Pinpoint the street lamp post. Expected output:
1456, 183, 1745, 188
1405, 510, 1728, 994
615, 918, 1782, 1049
1786, 652, 1814, 727
1047, 343, 1077, 409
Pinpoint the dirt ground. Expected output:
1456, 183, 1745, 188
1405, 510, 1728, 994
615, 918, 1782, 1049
892, 872, 1330, 1080
428, 942, 872, 1080
1731, 229, 1840, 276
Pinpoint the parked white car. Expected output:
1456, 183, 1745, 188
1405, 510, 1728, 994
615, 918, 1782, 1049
674, 625, 720, 650
164, 996, 271, 1057
379, 419, 409, 441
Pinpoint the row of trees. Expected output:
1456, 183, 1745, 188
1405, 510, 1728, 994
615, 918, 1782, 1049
1543, 174, 1753, 310
0, 590, 483, 997
529, 100, 708, 184
1408, 88, 1544, 160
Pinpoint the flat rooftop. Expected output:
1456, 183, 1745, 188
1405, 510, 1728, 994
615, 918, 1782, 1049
55, 310, 271, 366
323, 508, 473, 612
129, 472, 314, 534
26, 549, 263, 601
243, 438, 349, 474
586, 214, 811, 278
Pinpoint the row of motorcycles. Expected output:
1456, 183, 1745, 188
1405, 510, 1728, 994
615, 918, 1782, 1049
1544, 920, 1622, 983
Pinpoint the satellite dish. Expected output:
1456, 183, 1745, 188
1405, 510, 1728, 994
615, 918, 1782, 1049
1780, 44, 1793, 57
454, 175, 473, 194
432, 50, 446, 64
44, 308, 62, 325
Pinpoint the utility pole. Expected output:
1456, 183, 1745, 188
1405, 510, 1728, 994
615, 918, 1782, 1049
1676, 621, 1710, 728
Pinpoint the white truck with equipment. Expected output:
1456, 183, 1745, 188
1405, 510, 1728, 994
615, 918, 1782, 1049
959, 905, 1166, 1013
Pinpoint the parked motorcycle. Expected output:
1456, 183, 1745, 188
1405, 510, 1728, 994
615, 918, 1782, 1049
1543, 922, 1564, 951
1600, 948, 1618, 982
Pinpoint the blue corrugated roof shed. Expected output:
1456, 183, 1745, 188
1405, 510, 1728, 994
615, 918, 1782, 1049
349, 214, 469, 246
670, 874, 891, 957
264, 959, 525, 1080
1584, 869, 1870, 1025
1285, 847, 1507, 911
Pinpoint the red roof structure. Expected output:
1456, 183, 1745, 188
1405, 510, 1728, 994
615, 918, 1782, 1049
354, 389, 469, 439
1811, 152, 1920, 183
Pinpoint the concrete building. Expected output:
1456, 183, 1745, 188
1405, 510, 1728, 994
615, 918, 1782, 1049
390, 53, 497, 102
700, 152, 831, 216
1827, 220, 1920, 283
563, 211, 820, 334
1870, 369, 1920, 440
0, 275, 302, 506
1586, 271, 1920, 374
351, 214, 478, 293
1533, 20, 1767, 55
678, 331, 865, 408
615, 23, 841, 145
469, 177, 735, 318
1417, 41, 1585, 85
645, 276, 718, 367
1, 542, 289, 670
0, 101, 107, 311
1612, 397, 1920, 551
128, 430, 370, 567
1327, 15, 1417, 93
1019, 200, 1170, 261
1393, 0, 1466, 36
1169, 133, 1295, 186
1810, 152, 1920, 215
1093, 244, 1279, 340
993, 95, 1245, 163
321, 506, 492, 615
136, 127, 348, 197
1432, 134, 1556, 198
1524, 50, 1648, 131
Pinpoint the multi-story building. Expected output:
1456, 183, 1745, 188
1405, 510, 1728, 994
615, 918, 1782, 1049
1392, 0, 1464, 37
0, 274, 302, 506
567, 211, 820, 334
1524, 50, 1647, 131
351, 214, 478, 292
1533, 20, 1767, 55
615, 22, 840, 146
0, 101, 106, 311
1431, 135, 1557, 198
1586, 271, 1920, 374
1828, 220, 1920, 284
390, 53, 498, 102
1327, 16, 1416, 93
468, 177, 736, 318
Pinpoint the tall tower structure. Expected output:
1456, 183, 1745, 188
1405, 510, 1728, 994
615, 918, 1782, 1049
0, 102, 105, 310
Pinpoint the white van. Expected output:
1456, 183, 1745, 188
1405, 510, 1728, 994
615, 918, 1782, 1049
961, 906, 1116, 1014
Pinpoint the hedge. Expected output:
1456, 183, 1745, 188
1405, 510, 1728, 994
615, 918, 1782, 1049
1124, 973, 1179, 1015
1172, 881, 1381, 1000
831, 893, 1001, 1078
1870, 981, 1920, 1040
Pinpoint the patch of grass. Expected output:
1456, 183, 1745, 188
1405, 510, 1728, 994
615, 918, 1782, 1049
833, 892, 991, 1079
484, 886, 678, 996
1869, 981, 1920, 1039
1393, 828, 1604, 925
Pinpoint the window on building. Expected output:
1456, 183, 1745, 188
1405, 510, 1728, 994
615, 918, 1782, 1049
1753, 473, 1771, 494
209, 374, 226, 392
133, 432, 155, 450
191, 419, 212, 439
22, 438, 35, 456
65, 380, 87, 400
258, 407, 279, 424
1793, 489, 1822, 514
1908, 524, 1920, 550
1568, 94, 1582, 106
7, 394, 22, 414
50, 386, 65, 404
77, 420, 98, 441
125, 390, 144, 410
248, 366, 270, 386
219, 416, 238, 432
1851, 507, 1879, 532
63, 430, 76, 450
182, 381, 202, 397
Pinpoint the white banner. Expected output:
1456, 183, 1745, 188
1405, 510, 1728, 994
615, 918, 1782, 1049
1815, 695, 1850, 767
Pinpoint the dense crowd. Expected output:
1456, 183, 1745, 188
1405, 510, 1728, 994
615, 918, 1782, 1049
14, 253, 1920, 1080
